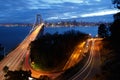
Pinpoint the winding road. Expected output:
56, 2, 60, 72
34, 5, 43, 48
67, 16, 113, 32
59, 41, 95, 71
0, 23, 103, 80
69, 38, 103, 80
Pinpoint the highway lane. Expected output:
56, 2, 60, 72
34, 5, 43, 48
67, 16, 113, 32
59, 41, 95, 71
23, 37, 102, 80
69, 39, 94, 80
69, 38, 102, 80
23, 39, 90, 79
63, 41, 86, 71
0, 23, 44, 80
83, 39, 102, 80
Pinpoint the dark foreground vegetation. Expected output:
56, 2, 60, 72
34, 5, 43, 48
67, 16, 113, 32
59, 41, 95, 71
93, 11, 120, 80
30, 30, 89, 71
94, 1, 120, 79
0, 55, 4, 60
0, 44, 4, 60
3, 66, 51, 80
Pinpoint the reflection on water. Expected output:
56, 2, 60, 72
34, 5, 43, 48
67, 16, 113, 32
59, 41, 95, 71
44, 26, 98, 37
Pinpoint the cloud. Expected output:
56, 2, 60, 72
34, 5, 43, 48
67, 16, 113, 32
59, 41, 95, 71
0, 0, 117, 23
46, 8, 120, 21
81, 9, 120, 17
47, 16, 59, 20
40, 0, 84, 4
95, 0, 101, 2
26, 0, 51, 9
63, 0, 84, 3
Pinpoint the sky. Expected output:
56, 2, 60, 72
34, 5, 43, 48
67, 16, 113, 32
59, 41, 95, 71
0, 0, 120, 23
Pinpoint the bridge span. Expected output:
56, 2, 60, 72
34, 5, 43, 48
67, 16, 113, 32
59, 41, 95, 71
0, 23, 44, 80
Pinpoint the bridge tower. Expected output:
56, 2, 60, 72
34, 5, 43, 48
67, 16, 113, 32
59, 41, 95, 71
36, 14, 42, 25
35, 14, 44, 37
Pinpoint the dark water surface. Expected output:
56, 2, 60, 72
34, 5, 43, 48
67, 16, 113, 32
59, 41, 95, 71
0, 26, 98, 55
0, 26, 32, 54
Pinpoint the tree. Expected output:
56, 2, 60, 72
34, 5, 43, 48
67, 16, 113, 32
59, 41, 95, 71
112, 0, 120, 9
110, 20, 120, 45
98, 24, 109, 38
108, 4, 120, 48
113, 12, 120, 21
4, 70, 31, 80
0, 44, 5, 58
110, 20, 120, 37
0, 44, 4, 51
3, 66, 9, 73
110, 12, 120, 44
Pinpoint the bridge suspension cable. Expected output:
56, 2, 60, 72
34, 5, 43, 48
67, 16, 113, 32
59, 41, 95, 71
29, 14, 43, 34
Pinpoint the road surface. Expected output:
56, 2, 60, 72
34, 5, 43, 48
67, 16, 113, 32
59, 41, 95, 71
63, 41, 86, 71
0, 23, 44, 80
24, 50, 63, 79
69, 38, 103, 80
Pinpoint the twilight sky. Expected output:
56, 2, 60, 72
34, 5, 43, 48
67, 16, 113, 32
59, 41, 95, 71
0, 0, 120, 23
